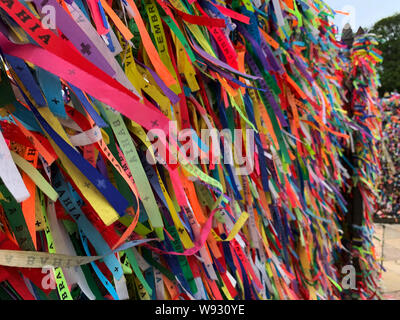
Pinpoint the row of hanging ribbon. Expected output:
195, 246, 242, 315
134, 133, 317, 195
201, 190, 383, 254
0, 0, 383, 299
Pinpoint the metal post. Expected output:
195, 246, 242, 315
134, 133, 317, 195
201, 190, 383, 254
340, 24, 365, 299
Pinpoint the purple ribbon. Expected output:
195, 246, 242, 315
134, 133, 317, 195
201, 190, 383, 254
188, 33, 261, 81
33, 0, 115, 77
135, 59, 180, 105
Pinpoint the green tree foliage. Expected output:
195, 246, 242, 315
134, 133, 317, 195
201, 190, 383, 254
371, 13, 400, 95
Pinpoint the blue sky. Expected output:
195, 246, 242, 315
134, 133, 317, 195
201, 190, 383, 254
323, 0, 400, 31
